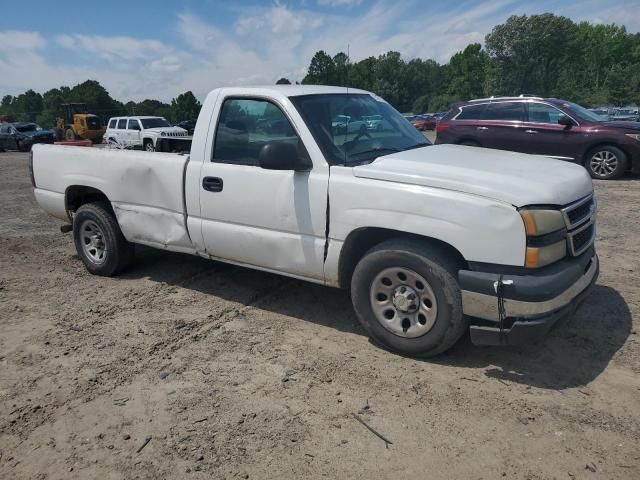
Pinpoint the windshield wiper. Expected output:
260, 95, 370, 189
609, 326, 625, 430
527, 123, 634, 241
344, 147, 401, 164
403, 142, 430, 151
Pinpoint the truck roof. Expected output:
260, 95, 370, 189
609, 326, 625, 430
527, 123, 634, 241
215, 85, 371, 98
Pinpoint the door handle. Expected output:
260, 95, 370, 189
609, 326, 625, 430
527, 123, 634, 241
476, 126, 489, 130
525, 129, 538, 134
202, 176, 223, 192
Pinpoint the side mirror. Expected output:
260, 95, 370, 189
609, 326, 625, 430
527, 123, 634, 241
558, 115, 574, 127
259, 142, 311, 171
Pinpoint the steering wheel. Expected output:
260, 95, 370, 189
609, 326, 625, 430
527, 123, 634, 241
346, 124, 372, 152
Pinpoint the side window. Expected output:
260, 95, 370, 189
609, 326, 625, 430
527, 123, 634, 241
0, 125, 9, 134
108, 119, 117, 129
456, 104, 486, 120
117, 119, 127, 129
528, 103, 567, 124
127, 119, 140, 130
212, 98, 301, 166
484, 102, 525, 121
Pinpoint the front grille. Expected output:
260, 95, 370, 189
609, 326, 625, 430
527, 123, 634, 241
568, 221, 595, 256
164, 131, 187, 137
562, 195, 595, 229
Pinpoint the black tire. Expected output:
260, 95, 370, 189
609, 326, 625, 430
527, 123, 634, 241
143, 139, 155, 152
92, 137, 103, 145
72, 202, 134, 276
351, 238, 467, 357
65, 129, 76, 141
54, 127, 64, 141
585, 145, 627, 180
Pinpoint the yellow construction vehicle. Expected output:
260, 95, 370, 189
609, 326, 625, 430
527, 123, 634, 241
55, 103, 106, 143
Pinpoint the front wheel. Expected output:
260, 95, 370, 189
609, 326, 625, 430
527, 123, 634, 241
73, 202, 135, 276
586, 145, 627, 180
65, 129, 76, 141
351, 239, 467, 357
144, 139, 155, 152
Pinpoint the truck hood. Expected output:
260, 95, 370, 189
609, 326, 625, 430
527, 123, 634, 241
145, 127, 188, 135
352, 144, 593, 207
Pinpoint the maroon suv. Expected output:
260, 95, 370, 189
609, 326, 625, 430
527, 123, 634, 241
435, 96, 640, 180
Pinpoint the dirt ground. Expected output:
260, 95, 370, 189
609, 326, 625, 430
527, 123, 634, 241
0, 150, 639, 480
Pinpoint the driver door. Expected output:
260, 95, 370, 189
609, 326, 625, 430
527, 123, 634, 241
198, 97, 328, 281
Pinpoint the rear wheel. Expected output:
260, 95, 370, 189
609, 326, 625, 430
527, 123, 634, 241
351, 239, 467, 357
73, 202, 134, 276
65, 129, 76, 141
585, 145, 627, 180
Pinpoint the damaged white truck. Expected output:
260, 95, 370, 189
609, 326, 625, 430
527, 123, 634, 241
31, 86, 598, 356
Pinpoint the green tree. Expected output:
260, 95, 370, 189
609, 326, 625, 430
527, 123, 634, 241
302, 50, 336, 84
447, 43, 488, 100
276, 77, 291, 84
170, 91, 201, 122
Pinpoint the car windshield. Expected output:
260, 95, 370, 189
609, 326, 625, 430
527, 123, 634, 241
561, 101, 605, 122
290, 93, 430, 165
140, 117, 171, 128
15, 124, 39, 132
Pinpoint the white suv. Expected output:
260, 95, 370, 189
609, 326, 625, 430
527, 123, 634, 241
104, 116, 188, 151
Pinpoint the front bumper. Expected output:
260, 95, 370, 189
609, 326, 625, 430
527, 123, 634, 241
459, 252, 599, 346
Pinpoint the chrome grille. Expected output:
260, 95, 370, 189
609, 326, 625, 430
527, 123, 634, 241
562, 194, 596, 256
562, 194, 596, 229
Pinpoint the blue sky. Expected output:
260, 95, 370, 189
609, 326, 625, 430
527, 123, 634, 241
1, 0, 638, 102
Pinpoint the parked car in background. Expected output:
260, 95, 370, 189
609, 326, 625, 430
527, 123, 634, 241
176, 119, 196, 135
588, 108, 611, 121
410, 115, 436, 131
331, 114, 366, 134
611, 108, 639, 122
363, 114, 392, 131
104, 116, 188, 152
0, 122, 55, 152
436, 96, 640, 179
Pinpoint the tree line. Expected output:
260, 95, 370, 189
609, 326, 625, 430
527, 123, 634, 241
0, 80, 202, 126
298, 13, 640, 113
1, 13, 638, 124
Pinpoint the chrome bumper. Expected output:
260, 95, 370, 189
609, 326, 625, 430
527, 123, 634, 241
462, 255, 598, 322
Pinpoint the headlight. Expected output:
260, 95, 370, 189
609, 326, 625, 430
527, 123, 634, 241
525, 240, 567, 268
520, 209, 567, 268
625, 133, 640, 141
519, 209, 565, 236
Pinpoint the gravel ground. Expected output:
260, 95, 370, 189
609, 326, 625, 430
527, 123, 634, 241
0, 150, 639, 479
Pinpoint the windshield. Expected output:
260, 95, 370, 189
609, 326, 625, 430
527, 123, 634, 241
15, 124, 39, 133
140, 117, 171, 128
561, 101, 605, 122
290, 93, 430, 165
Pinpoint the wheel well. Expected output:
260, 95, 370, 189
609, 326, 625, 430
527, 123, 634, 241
337, 227, 467, 289
456, 138, 480, 146
65, 186, 111, 216
583, 142, 630, 170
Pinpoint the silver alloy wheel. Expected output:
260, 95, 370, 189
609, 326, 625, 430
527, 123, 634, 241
79, 219, 107, 265
145, 142, 155, 152
590, 150, 618, 176
369, 267, 438, 338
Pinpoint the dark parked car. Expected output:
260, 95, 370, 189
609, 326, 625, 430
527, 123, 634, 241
435, 96, 640, 179
410, 115, 436, 131
0, 122, 55, 152
611, 108, 639, 122
176, 119, 196, 135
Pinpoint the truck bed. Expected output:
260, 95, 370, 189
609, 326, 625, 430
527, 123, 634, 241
32, 144, 195, 253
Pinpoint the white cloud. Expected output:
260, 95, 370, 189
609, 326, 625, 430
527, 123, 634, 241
0, 1, 638, 103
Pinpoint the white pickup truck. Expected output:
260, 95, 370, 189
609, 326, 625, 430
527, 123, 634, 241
31, 86, 598, 356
